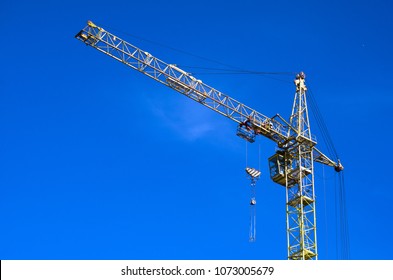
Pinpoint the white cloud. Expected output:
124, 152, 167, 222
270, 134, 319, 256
146, 96, 226, 141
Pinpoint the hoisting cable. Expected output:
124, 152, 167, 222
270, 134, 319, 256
99, 22, 262, 74
334, 173, 339, 258
307, 88, 339, 161
178, 66, 295, 75
258, 142, 261, 172
322, 165, 330, 258
245, 141, 248, 169
335, 172, 349, 259
179, 66, 296, 84
307, 86, 349, 259
98, 22, 296, 82
244, 138, 261, 243
338, 171, 350, 259
249, 179, 257, 242
98, 23, 241, 70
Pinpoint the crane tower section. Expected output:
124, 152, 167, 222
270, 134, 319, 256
268, 73, 318, 259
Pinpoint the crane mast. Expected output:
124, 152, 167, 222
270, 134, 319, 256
75, 21, 343, 260
288, 73, 316, 259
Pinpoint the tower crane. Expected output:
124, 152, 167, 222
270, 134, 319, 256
75, 21, 344, 260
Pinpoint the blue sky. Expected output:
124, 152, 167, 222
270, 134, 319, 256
1, 0, 392, 260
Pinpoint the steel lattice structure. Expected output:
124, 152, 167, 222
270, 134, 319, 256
286, 74, 317, 259
75, 21, 343, 260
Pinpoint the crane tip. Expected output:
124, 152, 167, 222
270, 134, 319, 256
334, 159, 344, 172
87, 20, 97, 28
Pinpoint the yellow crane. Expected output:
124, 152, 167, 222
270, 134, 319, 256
75, 21, 343, 260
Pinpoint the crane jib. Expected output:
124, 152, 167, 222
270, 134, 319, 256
75, 21, 340, 169
74, 23, 295, 145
